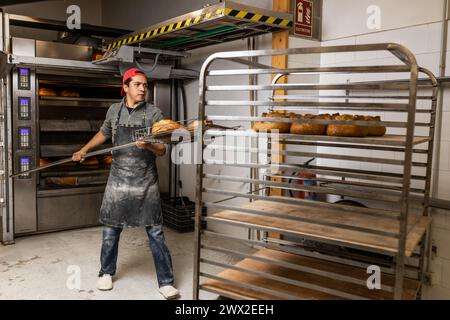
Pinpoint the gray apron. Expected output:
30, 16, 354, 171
99, 104, 163, 227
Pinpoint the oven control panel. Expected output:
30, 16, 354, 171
18, 97, 31, 120
13, 68, 34, 180
18, 68, 31, 90
18, 157, 31, 179
18, 127, 31, 149
13, 67, 37, 233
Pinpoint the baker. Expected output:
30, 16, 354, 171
72, 68, 179, 299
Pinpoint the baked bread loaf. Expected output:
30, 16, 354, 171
46, 177, 78, 187
39, 88, 57, 96
364, 115, 386, 136
60, 90, 80, 98
252, 112, 292, 133
39, 158, 50, 167
187, 119, 213, 131
98, 155, 112, 166
81, 157, 99, 166
151, 119, 184, 135
290, 113, 331, 135
327, 114, 369, 137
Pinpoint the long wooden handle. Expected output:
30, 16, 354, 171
9, 141, 139, 178
9, 124, 236, 178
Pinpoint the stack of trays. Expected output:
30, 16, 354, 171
161, 196, 207, 232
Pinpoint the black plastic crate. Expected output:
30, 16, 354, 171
161, 197, 206, 233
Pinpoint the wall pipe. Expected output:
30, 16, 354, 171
431, 0, 449, 198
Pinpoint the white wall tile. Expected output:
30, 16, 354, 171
433, 226, 450, 260
436, 170, 450, 199
415, 52, 440, 75
428, 22, 443, 53
438, 141, 450, 171
386, 25, 431, 55
320, 52, 336, 66
442, 88, 450, 112
431, 208, 450, 230
440, 111, 450, 142
355, 33, 385, 61
321, 37, 357, 66
422, 284, 450, 299
446, 20, 450, 52
445, 51, 450, 77
321, 0, 445, 41
412, 166, 427, 177
427, 256, 443, 287
289, 36, 320, 48
441, 258, 450, 289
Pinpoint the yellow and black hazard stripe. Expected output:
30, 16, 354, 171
106, 7, 292, 50
224, 8, 292, 28
107, 8, 225, 50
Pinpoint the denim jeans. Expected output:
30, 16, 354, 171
98, 225, 174, 287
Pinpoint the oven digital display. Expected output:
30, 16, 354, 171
18, 97, 31, 120
19, 157, 31, 179
18, 68, 30, 90
19, 127, 31, 149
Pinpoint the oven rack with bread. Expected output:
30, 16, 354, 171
193, 44, 437, 300
37, 74, 122, 191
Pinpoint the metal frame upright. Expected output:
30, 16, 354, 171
193, 43, 437, 300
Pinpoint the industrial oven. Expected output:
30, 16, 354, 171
0, 13, 196, 243
11, 49, 120, 236
1, 1, 293, 244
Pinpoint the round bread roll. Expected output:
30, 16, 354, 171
151, 119, 184, 135
327, 114, 369, 137
290, 113, 331, 135
81, 157, 99, 166
46, 177, 78, 187
61, 90, 80, 98
252, 112, 292, 133
364, 115, 386, 136
40, 158, 50, 167
187, 119, 213, 131
39, 88, 57, 96
98, 155, 112, 166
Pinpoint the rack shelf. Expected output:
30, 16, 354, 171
207, 199, 430, 256
201, 248, 420, 300
194, 43, 438, 300
39, 120, 103, 132
39, 96, 120, 108
205, 130, 431, 147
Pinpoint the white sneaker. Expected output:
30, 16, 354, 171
96, 274, 113, 291
158, 285, 180, 299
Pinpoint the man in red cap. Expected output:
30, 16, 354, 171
72, 68, 179, 299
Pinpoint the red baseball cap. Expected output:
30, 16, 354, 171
121, 68, 147, 96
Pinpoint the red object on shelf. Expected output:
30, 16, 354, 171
296, 172, 318, 200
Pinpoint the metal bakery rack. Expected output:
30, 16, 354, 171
193, 43, 437, 300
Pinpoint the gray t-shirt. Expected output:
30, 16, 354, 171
100, 99, 165, 143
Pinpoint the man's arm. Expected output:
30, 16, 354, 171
136, 140, 166, 156
72, 131, 108, 162
135, 107, 167, 156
